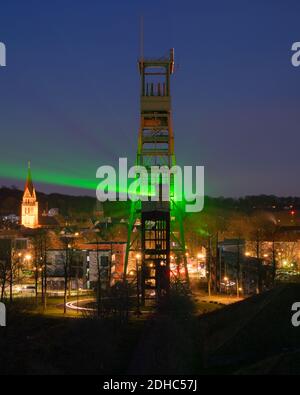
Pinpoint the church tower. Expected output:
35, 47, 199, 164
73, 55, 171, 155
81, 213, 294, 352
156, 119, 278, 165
21, 162, 39, 228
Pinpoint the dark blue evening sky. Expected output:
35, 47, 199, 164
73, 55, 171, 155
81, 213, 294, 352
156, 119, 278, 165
0, 0, 300, 196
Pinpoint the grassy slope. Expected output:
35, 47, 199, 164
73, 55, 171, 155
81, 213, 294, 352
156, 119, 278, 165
0, 298, 145, 375
199, 284, 300, 374
1, 286, 299, 375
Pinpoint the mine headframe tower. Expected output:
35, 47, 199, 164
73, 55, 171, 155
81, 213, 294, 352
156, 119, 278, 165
124, 49, 189, 304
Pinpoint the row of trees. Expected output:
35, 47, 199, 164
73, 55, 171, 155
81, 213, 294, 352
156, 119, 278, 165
185, 209, 289, 295
1, 207, 294, 309
0, 219, 127, 317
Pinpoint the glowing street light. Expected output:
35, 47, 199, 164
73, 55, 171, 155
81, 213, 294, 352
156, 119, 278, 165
223, 276, 229, 295
135, 253, 142, 316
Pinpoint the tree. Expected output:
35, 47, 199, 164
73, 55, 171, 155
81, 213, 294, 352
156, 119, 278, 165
226, 214, 252, 297
90, 219, 113, 318
247, 211, 278, 292
59, 227, 79, 314
187, 208, 229, 294
0, 257, 10, 302
31, 229, 51, 308
0, 239, 22, 303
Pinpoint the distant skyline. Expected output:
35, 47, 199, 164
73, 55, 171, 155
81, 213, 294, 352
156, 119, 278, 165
1, 0, 300, 197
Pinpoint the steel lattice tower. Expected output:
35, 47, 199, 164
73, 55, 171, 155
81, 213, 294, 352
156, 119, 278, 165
124, 49, 189, 304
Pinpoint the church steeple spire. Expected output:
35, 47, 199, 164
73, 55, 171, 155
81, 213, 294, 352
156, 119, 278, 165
21, 161, 39, 228
25, 161, 34, 196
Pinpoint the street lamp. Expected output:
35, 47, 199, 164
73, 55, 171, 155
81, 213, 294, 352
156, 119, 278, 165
224, 276, 229, 294
24, 254, 32, 280
135, 253, 142, 316
196, 252, 204, 277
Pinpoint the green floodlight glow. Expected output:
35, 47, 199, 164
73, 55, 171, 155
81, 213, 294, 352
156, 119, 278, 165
0, 161, 206, 209
0, 162, 98, 191
0, 162, 159, 198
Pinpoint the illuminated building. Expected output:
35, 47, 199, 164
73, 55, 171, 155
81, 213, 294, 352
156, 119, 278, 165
21, 162, 39, 228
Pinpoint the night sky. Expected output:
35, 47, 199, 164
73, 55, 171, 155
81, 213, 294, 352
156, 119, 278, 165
0, 0, 300, 197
